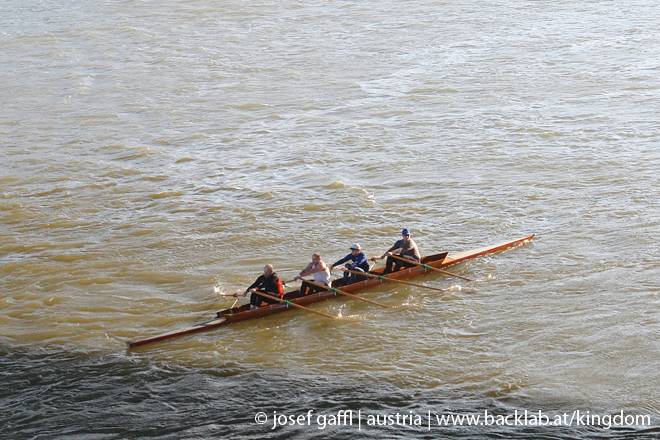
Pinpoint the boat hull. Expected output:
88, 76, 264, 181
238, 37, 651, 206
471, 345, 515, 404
126, 235, 533, 348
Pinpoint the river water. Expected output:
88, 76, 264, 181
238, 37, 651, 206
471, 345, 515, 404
2, 0, 660, 438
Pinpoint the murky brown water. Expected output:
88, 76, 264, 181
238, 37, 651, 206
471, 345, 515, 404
2, 0, 660, 438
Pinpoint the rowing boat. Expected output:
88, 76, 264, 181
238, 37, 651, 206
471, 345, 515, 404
126, 235, 533, 348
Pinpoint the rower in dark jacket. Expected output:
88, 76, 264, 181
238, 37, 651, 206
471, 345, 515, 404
235, 264, 284, 309
330, 244, 370, 285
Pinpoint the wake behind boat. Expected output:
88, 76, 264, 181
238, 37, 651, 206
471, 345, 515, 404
126, 235, 533, 348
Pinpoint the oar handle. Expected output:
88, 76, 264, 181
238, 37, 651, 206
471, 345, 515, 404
257, 291, 339, 320
304, 279, 392, 309
345, 269, 451, 292
389, 254, 474, 282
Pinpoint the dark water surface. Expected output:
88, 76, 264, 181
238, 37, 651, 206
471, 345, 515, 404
4, 347, 657, 439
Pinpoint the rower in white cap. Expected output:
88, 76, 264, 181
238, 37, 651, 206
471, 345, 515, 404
330, 243, 370, 285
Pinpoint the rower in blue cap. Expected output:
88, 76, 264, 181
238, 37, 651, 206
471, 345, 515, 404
372, 228, 421, 274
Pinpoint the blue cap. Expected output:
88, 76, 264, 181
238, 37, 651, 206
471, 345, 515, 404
402, 228, 410, 236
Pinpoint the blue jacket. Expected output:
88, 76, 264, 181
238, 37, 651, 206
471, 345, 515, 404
332, 252, 369, 272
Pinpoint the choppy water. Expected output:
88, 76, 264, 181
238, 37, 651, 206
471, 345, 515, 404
2, 0, 660, 438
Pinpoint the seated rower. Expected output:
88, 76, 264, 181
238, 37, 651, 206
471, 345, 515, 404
330, 244, 370, 286
293, 253, 331, 296
235, 264, 284, 309
372, 228, 421, 274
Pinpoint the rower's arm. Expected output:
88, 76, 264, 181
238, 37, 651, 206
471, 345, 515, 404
307, 262, 328, 274
295, 263, 314, 278
379, 240, 404, 259
378, 248, 401, 259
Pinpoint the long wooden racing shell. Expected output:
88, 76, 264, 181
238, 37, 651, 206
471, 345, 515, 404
126, 235, 533, 348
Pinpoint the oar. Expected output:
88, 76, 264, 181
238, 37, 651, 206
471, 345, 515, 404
304, 280, 393, 309
256, 291, 339, 320
389, 254, 475, 282
345, 269, 454, 292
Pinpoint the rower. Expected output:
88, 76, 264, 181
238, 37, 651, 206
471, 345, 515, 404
330, 244, 370, 286
236, 264, 284, 309
293, 252, 332, 296
372, 228, 421, 274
